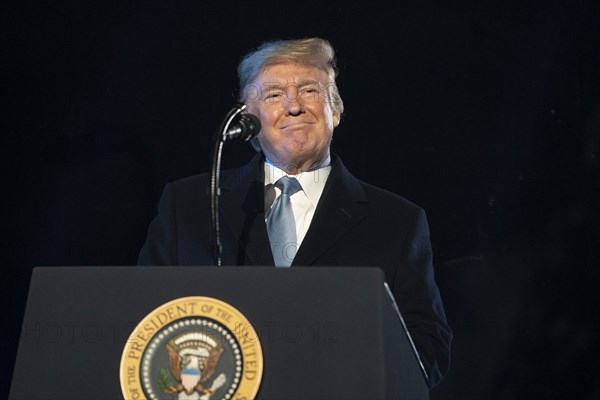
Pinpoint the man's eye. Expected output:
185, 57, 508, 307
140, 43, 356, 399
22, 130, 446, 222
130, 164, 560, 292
301, 87, 318, 96
266, 92, 282, 99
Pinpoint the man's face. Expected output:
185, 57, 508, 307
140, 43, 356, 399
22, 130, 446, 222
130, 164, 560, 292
246, 61, 340, 174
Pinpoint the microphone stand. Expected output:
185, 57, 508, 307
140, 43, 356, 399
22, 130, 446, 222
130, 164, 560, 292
210, 103, 247, 266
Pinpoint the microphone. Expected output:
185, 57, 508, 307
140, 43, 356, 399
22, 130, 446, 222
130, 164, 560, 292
211, 104, 260, 266
225, 113, 261, 141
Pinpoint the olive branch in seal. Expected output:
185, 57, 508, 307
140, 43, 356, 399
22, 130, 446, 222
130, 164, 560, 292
157, 368, 176, 396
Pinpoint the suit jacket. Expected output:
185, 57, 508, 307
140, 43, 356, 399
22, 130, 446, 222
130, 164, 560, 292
138, 153, 452, 387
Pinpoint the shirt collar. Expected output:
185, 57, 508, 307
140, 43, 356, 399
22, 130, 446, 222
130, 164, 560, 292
263, 156, 332, 208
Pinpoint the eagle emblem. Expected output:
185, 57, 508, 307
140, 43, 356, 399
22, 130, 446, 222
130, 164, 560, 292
165, 332, 227, 400
120, 297, 263, 400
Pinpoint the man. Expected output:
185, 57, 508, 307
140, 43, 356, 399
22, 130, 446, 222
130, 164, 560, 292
139, 38, 452, 387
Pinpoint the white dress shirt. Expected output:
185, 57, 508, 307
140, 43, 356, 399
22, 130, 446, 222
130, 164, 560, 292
263, 157, 332, 248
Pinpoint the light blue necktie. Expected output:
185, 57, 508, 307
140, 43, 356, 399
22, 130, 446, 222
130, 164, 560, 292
267, 176, 302, 267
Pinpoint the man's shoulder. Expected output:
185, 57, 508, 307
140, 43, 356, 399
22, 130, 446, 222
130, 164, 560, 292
168, 154, 261, 191
358, 179, 423, 214
171, 172, 210, 188
168, 164, 247, 190
331, 154, 422, 212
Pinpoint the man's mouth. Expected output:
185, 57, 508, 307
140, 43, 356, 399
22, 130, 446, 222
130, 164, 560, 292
281, 121, 314, 129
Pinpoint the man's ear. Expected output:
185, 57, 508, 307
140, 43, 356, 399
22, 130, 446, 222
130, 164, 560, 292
249, 136, 262, 152
333, 112, 341, 128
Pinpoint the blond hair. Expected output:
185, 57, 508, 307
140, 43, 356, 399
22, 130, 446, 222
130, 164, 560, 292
237, 37, 344, 116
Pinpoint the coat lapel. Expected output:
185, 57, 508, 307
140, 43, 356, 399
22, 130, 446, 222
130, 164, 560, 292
219, 154, 275, 266
218, 154, 369, 267
292, 156, 369, 266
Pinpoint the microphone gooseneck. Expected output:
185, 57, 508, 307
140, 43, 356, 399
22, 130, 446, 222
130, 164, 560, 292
210, 104, 261, 266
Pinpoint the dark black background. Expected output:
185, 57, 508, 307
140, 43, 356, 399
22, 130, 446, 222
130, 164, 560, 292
2, 1, 599, 398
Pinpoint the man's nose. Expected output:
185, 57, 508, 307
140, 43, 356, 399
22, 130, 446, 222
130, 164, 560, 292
284, 87, 303, 116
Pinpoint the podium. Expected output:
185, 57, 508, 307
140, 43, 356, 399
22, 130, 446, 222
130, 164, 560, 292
9, 266, 429, 399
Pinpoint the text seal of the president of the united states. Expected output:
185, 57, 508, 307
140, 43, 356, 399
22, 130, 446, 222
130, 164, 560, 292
120, 296, 263, 400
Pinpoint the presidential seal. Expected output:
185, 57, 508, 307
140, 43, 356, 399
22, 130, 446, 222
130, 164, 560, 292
120, 297, 263, 400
